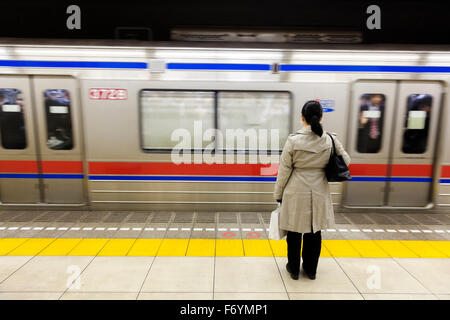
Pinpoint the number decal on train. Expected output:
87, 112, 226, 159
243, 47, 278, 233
89, 88, 128, 100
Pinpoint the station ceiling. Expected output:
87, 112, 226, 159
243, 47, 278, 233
1, 0, 449, 44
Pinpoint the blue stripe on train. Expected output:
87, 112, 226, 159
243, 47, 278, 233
0, 173, 84, 179
350, 177, 432, 182
88, 175, 434, 182
279, 64, 450, 73
41, 174, 84, 179
88, 175, 277, 182
349, 177, 386, 182
166, 63, 272, 71
0, 174, 443, 183
0, 60, 147, 69
389, 177, 432, 182
1, 60, 450, 73
0, 173, 40, 179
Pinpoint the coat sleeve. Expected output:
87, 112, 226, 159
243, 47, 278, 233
333, 136, 351, 166
273, 137, 294, 201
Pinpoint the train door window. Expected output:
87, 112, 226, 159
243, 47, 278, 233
356, 93, 386, 153
217, 91, 290, 151
401, 94, 433, 154
140, 90, 215, 150
0, 88, 26, 149
44, 89, 73, 150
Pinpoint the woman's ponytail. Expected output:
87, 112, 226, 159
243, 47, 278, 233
310, 115, 323, 137
301, 101, 324, 137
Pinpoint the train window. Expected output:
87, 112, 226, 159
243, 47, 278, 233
44, 89, 73, 150
356, 93, 385, 153
402, 94, 433, 154
217, 91, 290, 151
140, 90, 215, 150
0, 89, 26, 149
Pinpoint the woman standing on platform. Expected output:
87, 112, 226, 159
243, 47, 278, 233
274, 101, 350, 280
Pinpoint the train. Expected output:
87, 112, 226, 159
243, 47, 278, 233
0, 38, 449, 212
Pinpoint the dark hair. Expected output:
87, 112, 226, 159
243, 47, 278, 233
301, 100, 323, 137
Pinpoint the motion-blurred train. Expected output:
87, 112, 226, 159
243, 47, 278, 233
0, 39, 449, 212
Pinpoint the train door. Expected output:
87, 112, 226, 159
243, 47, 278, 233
0, 75, 85, 204
0, 76, 40, 202
343, 80, 442, 207
32, 76, 85, 204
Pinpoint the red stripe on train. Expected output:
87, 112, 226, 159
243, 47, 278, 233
88, 162, 436, 177
0, 160, 38, 173
390, 164, 433, 177
348, 164, 387, 176
441, 166, 450, 178
1, 160, 449, 178
0, 160, 83, 173
88, 162, 280, 176
41, 161, 83, 173
348, 164, 433, 177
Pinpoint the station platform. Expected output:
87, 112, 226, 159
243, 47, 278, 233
0, 210, 448, 300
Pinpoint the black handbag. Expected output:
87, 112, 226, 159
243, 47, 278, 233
324, 132, 351, 182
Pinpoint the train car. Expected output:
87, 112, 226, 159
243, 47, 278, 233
0, 39, 449, 212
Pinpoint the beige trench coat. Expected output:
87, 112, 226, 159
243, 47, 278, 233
273, 126, 351, 234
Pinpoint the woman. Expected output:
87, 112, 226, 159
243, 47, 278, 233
274, 100, 350, 280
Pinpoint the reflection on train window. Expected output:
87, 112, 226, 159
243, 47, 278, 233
0, 88, 26, 149
217, 91, 290, 151
402, 94, 433, 154
356, 93, 385, 153
44, 89, 73, 150
140, 90, 215, 150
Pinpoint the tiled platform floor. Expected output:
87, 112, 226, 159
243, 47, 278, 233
0, 256, 448, 300
0, 210, 448, 300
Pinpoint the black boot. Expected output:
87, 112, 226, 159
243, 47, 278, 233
302, 263, 316, 280
286, 263, 299, 280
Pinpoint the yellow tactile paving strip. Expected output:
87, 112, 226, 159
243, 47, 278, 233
0, 238, 448, 258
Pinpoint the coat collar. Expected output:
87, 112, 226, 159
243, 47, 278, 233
296, 126, 312, 134
293, 126, 331, 153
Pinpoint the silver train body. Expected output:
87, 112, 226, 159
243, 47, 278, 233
0, 39, 450, 212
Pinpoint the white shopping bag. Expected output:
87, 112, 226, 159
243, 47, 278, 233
268, 203, 287, 240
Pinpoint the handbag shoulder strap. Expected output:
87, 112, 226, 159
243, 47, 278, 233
326, 132, 336, 156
